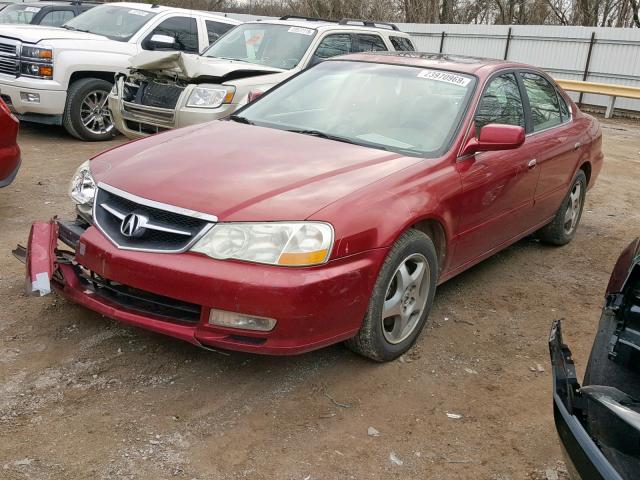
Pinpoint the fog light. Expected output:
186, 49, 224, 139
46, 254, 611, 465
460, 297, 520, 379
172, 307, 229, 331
208, 309, 276, 332
20, 92, 40, 103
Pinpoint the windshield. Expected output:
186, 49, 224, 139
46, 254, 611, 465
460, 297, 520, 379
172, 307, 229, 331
237, 61, 476, 157
62, 5, 156, 41
0, 4, 40, 24
203, 23, 316, 70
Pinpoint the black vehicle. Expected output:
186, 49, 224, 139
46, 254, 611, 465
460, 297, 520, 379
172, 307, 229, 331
550, 238, 640, 480
0, 1, 98, 27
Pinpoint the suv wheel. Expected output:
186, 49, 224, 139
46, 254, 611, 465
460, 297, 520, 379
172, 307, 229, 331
63, 78, 116, 141
345, 229, 438, 362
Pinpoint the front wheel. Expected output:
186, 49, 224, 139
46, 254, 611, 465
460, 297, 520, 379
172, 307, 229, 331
63, 78, 116, 141
537, 170, 587, 246
345, 229, 438, 362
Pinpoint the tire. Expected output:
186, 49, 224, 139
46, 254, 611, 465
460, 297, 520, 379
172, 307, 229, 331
537, 170, 587, 246
63, 78, 116, 142
345, 229, 438, 362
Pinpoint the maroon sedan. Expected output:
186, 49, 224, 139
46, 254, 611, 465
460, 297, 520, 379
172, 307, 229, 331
0, 97, 20, 188
23, 53, 603, 361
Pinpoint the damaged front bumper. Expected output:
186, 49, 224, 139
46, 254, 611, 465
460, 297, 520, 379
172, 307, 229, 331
549, 320, 634, 480
20, 218, 383, 355
109, 76, 238, 139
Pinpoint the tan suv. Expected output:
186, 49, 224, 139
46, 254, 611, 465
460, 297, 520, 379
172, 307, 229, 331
108, 16, 415, 138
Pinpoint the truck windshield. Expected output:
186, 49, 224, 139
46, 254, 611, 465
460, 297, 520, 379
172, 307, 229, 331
236, 61, 476, 157
62, 5, 156, 41
0, 4, 40, 24
203, 23, 317, 70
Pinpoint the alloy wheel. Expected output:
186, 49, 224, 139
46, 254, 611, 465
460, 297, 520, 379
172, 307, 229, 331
80, 90, 114, 136
563, 181, 583, 235
381, 253, 430, 344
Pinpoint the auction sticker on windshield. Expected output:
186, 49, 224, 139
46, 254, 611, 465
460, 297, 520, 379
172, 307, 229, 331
417, 69, 471, 87
288, 26, 314, 36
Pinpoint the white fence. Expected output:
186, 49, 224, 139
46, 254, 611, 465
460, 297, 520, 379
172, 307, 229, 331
216, 13, 640, 112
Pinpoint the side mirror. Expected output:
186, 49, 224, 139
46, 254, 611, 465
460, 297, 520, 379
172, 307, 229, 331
247, 89, 264, 103
461, 124, 525, 156
147, 34, 177, 50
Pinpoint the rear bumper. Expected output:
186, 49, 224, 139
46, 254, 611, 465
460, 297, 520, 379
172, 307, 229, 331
549, 321, 624, 480
26, 219, 385, 355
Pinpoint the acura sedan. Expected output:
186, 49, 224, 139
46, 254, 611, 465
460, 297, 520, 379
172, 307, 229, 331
23, 53, 603, 361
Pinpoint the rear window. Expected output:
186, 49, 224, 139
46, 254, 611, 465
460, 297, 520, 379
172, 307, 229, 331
390, 36, 415, 51
355, 34, 387, 52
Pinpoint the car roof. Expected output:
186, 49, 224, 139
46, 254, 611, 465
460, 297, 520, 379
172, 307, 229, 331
243, 18, 411, 37
4, 1, 90, 5
106, 2, 241, 23
329, 52, 530, 76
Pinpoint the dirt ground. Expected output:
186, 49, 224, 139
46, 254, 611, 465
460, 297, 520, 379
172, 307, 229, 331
1, 118, 639, 480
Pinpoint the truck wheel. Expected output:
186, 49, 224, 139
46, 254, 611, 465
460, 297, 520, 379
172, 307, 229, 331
537, 170, 587, 246
345, 229, 438, 362
63, 78, 116, 142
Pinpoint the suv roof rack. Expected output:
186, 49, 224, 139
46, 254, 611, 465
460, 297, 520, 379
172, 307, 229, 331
338, 18, 400, 31
279, 15, 336, 23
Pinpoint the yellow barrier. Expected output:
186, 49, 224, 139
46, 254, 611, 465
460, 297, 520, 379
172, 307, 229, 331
555, 79, 640, 119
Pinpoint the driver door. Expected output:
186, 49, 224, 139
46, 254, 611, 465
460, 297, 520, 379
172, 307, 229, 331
450, 72, 540, 269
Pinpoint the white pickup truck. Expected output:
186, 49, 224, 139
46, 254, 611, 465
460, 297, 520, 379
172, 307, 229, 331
0, 2, 240, 140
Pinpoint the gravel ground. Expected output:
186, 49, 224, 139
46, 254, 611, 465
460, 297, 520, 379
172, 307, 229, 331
1, 118, 639, 480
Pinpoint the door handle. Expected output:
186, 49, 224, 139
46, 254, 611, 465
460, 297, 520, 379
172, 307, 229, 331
527, 159, 537, 169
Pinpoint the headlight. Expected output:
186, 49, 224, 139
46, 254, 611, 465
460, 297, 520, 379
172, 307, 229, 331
68, 160, 96, 206
191, 222, 334, 266
186, 86, 235, 108
20, 62, 53, 79
21, 46, 53, 60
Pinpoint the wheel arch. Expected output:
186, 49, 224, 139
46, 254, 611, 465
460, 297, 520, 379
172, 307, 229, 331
579, 160, 592, 187
69, 71, 116, 86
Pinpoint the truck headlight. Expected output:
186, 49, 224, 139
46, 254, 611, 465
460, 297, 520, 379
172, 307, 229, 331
186, 86, 235, 108
68, 160, 96, 206
191, 222, 334, 266
21, 46, 53, 60
20, 46, 53, 79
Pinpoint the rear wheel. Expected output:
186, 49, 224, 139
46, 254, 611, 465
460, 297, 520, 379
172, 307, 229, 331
537, 170, 587, 246
63, 78, 116, 142
346, 229, 438, 362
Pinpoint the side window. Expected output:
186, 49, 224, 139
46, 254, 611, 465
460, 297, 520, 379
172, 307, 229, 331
39, 9, 75, 27
312, 34, 352, 62
206, 20, 234, 45
521, 72, 563, 132
475, 73, 525, 132
355, 34, 387, 52
144, 16, 199, 53
558, 92, 571, 122
390, 36, 415, 51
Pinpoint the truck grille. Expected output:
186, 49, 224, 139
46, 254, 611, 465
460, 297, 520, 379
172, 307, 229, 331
125, 80, 185, 109
0, 37, 19, 77
122, 101, 175, 126
93, 184, 216, 253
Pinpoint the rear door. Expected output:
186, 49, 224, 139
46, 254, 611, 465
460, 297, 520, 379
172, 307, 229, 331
451, 71, 540, 268
518, 71, 582, 224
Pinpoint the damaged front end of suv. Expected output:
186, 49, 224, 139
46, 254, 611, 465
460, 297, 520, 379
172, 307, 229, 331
109, 50, 287, 138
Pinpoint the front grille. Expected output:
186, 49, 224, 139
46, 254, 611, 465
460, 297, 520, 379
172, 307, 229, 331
140, 81, 184, 109
94, 185, 214, 253
77, 268, 201, 323
125, 119, 171, 136
0, 38, 19, 77
122, 101, 175, 126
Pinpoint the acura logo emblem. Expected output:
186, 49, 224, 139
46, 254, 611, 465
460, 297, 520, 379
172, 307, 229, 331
120, 213, 148, 238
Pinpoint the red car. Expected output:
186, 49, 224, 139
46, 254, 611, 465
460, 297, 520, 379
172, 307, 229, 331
0, 97, 20, 187
23, 53, 603, 361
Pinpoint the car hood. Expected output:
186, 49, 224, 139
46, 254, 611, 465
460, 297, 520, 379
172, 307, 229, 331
128, 50, 285, 83
0, 24, 107, 43
90, 122, 420, 222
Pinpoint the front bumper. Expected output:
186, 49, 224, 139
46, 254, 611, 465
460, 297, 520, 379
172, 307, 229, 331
25, 218, 385, 355
109, 90, 238, 140
549, 321, 625, 480
0, 75, 66, 122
